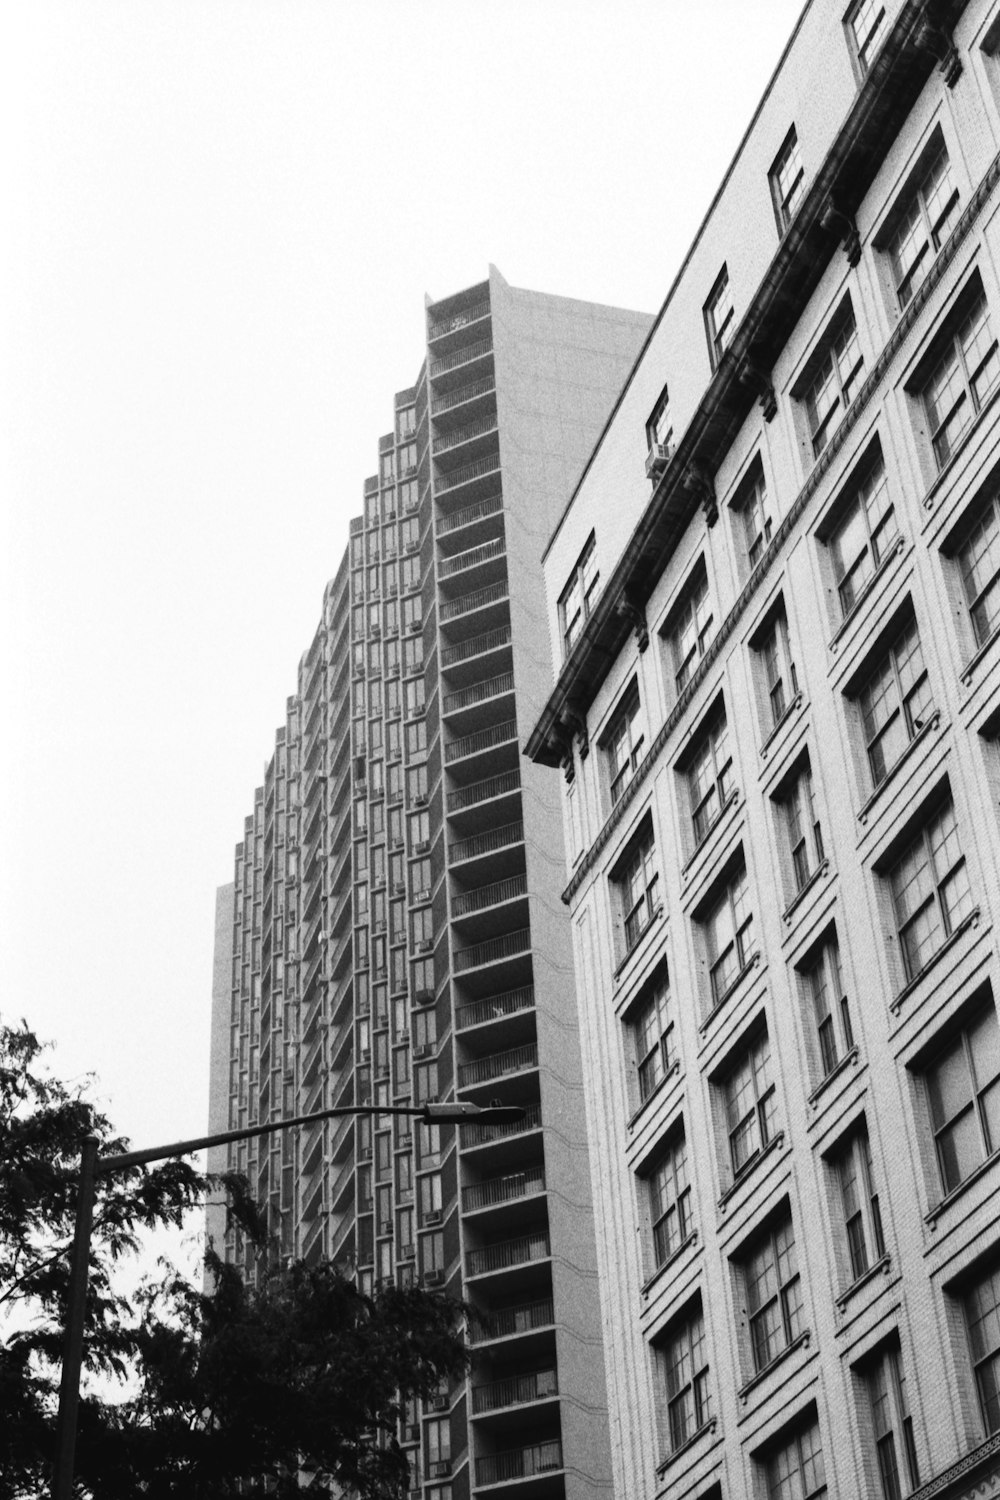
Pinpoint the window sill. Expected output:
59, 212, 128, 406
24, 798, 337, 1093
656, 1420, 718, 1475
682, 790, 741, 877
808, 1044, 860, 1108
926, 1146, 1000, 1227
614, 907, 665, 982
628, 1060, 682, 1131
699, 951, 762, 1034
836, 1254, 891, 1309
923, 378, 1000, 514
857, 711, 942, 827
890, 905, 982, 1014
738, 1330, 811, 1403
718, 1131, 785, 1211
760, 692, 804, 759
828, 534, 907, 653
961, 624, 1000, 686
782, 859, 830, 924
641, 1232, 698, 1299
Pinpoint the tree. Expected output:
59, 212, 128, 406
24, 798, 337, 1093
0, 1022, 469, 1498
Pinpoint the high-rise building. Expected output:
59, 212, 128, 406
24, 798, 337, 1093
527, 1, 1000, 1497
209, 266, 652, 1499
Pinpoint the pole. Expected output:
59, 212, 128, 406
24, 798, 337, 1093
52, 1134, 98, 1500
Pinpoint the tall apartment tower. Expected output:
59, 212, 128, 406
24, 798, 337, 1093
527, 1, 1000, 1498
209, 266, 652, 1499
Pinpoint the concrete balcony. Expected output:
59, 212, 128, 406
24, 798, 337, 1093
430, 372, 496, 420
449, 819, 523, 867
444, 719, 518, 774
460, 1101, 542, 1152
442, 671, 514, 727
435, 452, 501, 502
470, 1297, 554, 1348
438, 539, 506, 603
471, 1368, 558, 1415
437, 491, 504, 539
440, 625, 512, 689
433, 412, 498, 462
453, 928, 532, 984
474, 1439, 563, 1490
455, 984, 534, 1032
427, 297, 491, 343
458, 1041, 537, 1089
462, 1168, 545, 1215
466, 1231, 550, 1280
452, 873, 527, 921
446, 768, 520, 820
428, 334, 493, 385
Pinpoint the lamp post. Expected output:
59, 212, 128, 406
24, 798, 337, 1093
52, 1097, 524, 1500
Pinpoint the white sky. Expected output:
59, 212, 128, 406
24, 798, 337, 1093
3, 0, 805, 1162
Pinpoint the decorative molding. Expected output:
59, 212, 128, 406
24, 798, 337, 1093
915, 13, 963, 86
857, 711, 943, 827
890, 906, 982, 1014
808, 1044, 860, 1109
684, 462, 719, 528
738, 349, 777, 422
835, 1253, 892, 1309
617, 589, 650, 653
821, 197, 861, 267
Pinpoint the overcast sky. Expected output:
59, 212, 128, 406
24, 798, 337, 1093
3, 0, 805, 1164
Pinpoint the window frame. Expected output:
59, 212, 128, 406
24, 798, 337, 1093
614, 822, 660, 957
779, 758, 824, 895
648, 1128, 693, 1269
604, 682, 645, 808
856, 616, 933, 789
722, 1028, 777, 1178
631, 965, 676, 1105
770, 126, 805, 234
828, 451, 898, 617
884, 133, 959, 310
800, 934, 854, 1080
866, 1341, 920, 1499
559, 532, 600, 655
705, 265, 735, 369
704, 862, 756, 1008
662, 1301, 712, 1454
887, 797, 972, 984
800, 302, 864, 458
665, 561, 714, 696
687, 706, 735, 847
919, 284, 1000, 471
956, 490, 1000, 650
763, 1413, 827, 1500
964, 1261, 1000, 1435
835, 1125, 885, 1284
743, 1213, 804, 1375
924, 1005, 1000, 1196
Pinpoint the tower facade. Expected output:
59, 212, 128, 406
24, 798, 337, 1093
210, 267, 652, 1498
528, 1, 1000, 1498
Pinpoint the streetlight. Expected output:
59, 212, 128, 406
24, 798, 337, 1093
52, 1097, 524, 1500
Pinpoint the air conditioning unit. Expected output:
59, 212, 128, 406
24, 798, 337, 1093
393, 881, 406, 895
374, 920, 387, 934
405, 539, 419, 554
425, 1209, 442, 1226
417, 939, 433, 954
408, 620, 422, 634
415, 793, 428, 807
415, 889, 430, 904
413, 1043, 431, 1060
384, 508, 396, 521
376, 1064, 390, 1079
429, 1389, 448, 1407
415, 840, 430, 855
361, 1047, 371, 1061
423, 1269, 445, 1288
429, 1462, 452, 1479
645, 441, 673, 480
403, 1423, 420, 1443
405, 497, 419, 513
370, 624, 381, 637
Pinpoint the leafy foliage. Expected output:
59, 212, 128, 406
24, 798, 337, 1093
0, 1022, 469, 1498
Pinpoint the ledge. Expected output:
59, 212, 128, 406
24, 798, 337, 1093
828, 535, 907, 654
889, 906, 982, 1014
699, 951, 762, 1034
760, 692, 805, 759
782, 860, 830, 924
718, 1131, 785, 1211
681, 791, 741, 879
960, 623, 1000, 686
905, 1430, 1000, 1500
656, 1419, 718, 1475
738, 1330, 811, 1403
641, 1232, 699, 1299
835, 1254, 892, 1309
923, 378, 1000, 515
808, 1044, 860, 1108
614, 906, 665, 982
926, 1146, 1000, 1226
628, 1060, 682, 1131
857, 711, 942, 827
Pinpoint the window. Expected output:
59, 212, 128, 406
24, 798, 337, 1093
411, 907, 434, 951
646, 384, 674, 451
662, 1303, 711, 1453
605, 684, 644, 807
834, 1125, 884, 1283
404, 635, 424, 674
888, 798, 972, 982
922, 289, 1000, 469
779, 759, 824, 894
743, 1215, 804, 1373
848, 0, 887, 72
771, 127, 805, 233
803, 306, 864, 457
829, 454, 897, 616
958, 493, 1000, 648
764, 1415, 826, 1500
687, 707, 734, 845
801, 934, 853, 1079
401, 555, 420, 591
704, 863, 755, 1007
560, 533, 599, 653
723, 1029, 777, 1177
396, 405, 416, 439
857, 618, 933, 787
615, 824, 660, 954
649, 1130, 692, 1268
405, 719, 427, 758
887, 138, 959, 310
925, 1005, 1000, 1195
426, 1416, 451, 1466
964, 1262, 1000, 1433
737, 462, 774, 572
866, 1342, 919, 1499
404, 679, 425, 718
667, 563, 714, 694
705, 265, 735, 368
756, 608, 798, 732
632, 966, 676, 1103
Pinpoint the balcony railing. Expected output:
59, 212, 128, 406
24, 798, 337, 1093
475, 1440, 562, 1486
461, 1101, 541, 1148
427, 299, 491, 340
454, 928, 531, 975
439, 581, 508, 623
434, 413, 498, 454
458, 1041, 537, 1087
446, 768, 520, 813
430, 335, 493, 378
436, 454, 501, 493
444, 719, 517, 765
472, 1368, 558, 1413
471, 1297, 554, 1345
462, 1168, 545, 1213
456, 985, 534, 1030
466, 1232, 550, 1278
452, 874, 527, 918
449, 820, 523, 864
431, 373, 496, 416
437, 493, 504, 538
441, 624, 511, 670
443, 671, 514, 716
439, 536, 505, 579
